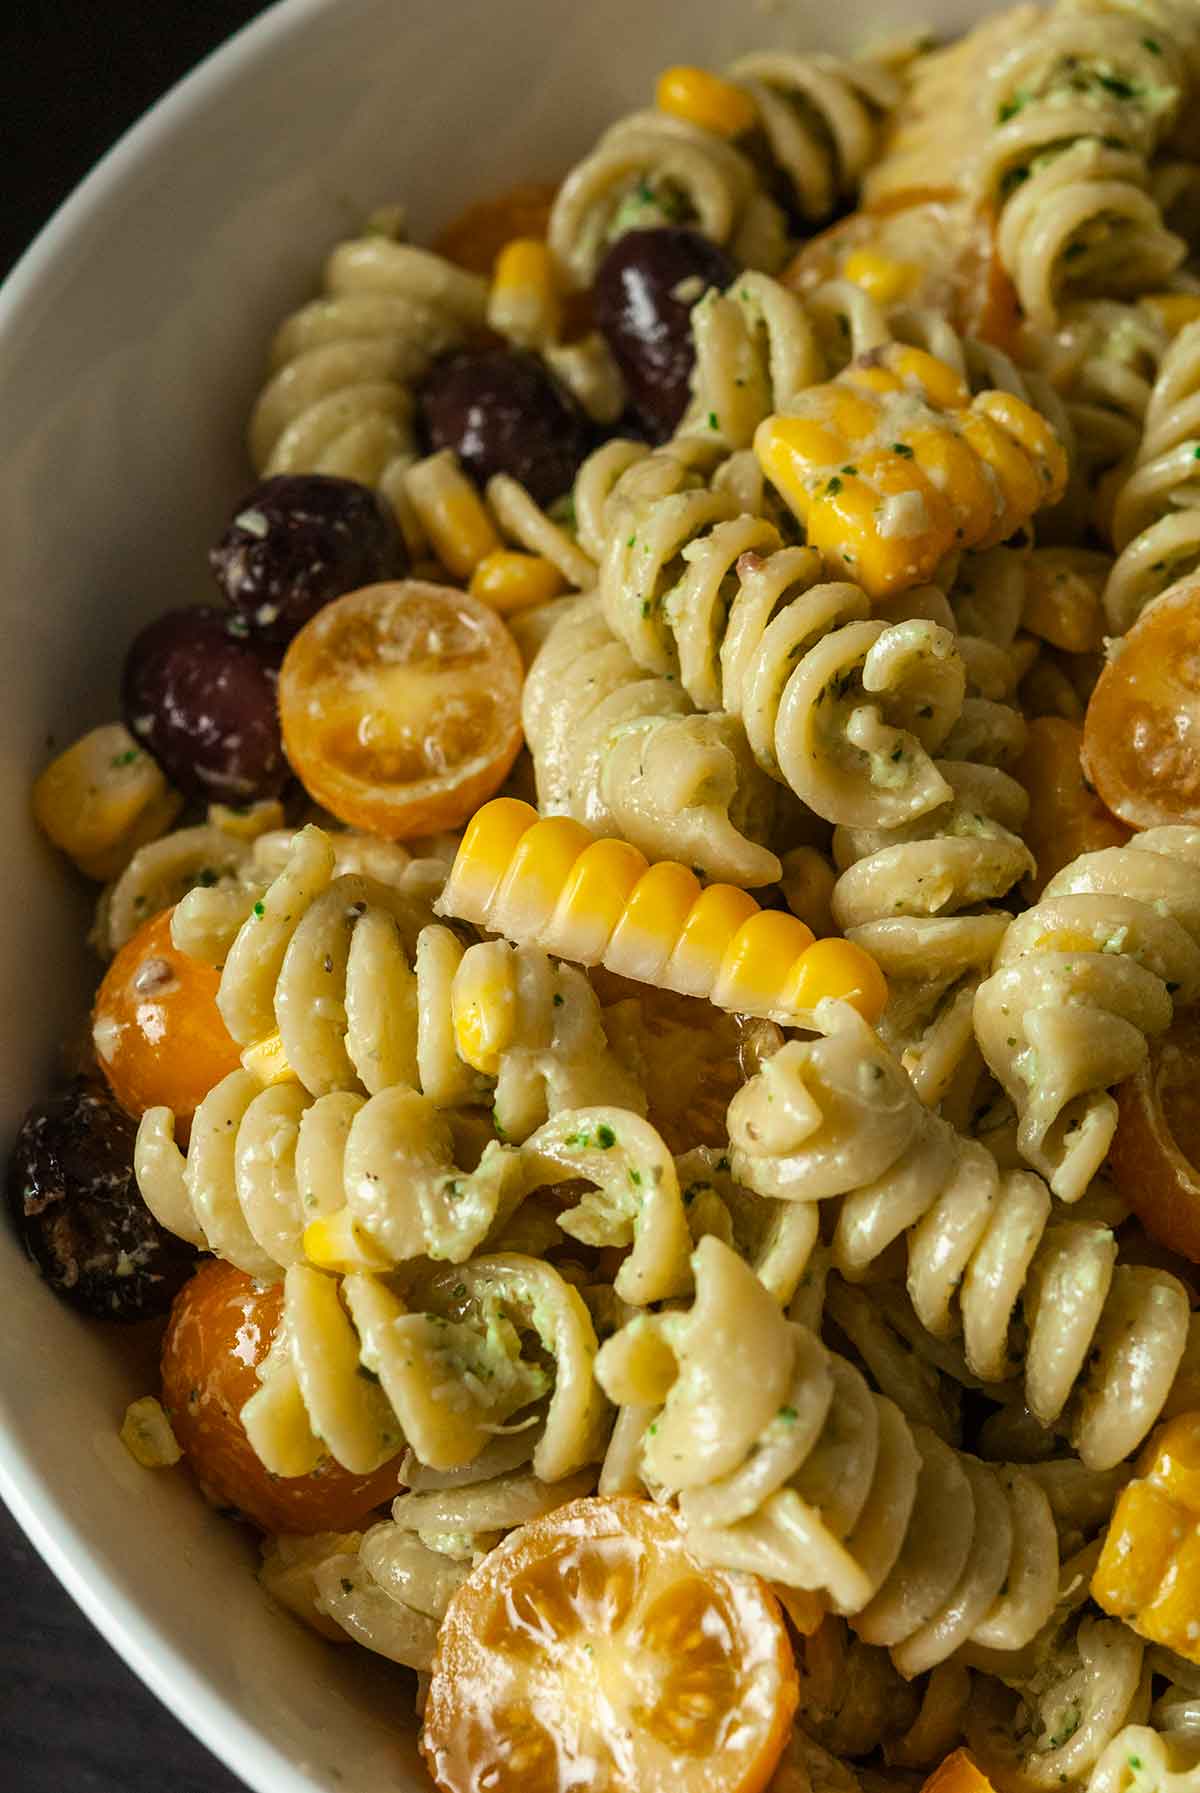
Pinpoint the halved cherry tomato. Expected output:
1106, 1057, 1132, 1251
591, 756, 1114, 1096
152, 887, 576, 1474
421, 1495, 798, 1793
1083, 580, 1200, 829
1016, 717, 1131, 898
1112, 1014, 1200, 1264
782, 200, 1018, 351
433, 181, 558, 276
920, 1750, 996, 1793
92, 907, 241, 1122
278, 580, 524, 839
161, 1259, 403, 1533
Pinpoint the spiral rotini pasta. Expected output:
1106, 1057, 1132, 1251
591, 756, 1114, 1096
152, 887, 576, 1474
596, 460, 968, 828
725, 53, 900, 221
597, 1234, 1062, 1676
248, 221, 488, 517
725, 1001, 1191, 1469
1105, 318, 1200, 631
520, 592, 781, 887
974, 828, 1200, 1200
676, 271, 824, 450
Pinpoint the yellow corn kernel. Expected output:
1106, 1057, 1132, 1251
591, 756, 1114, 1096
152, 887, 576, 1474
841, 248, 919, 306
779, 936, 889, 1024
438, 797, 538, 924
902, 423, 996, 545
546, 836, 649, 964
470, 548, 565, 614
826, 388, 884, 442
1093, 1412, 1200, 1661
606, 861, 704, 984
120, 1396, 182, 1470
241, 1031, 299, 1087
806, 453, 954, 597
488, 238, 562, 351
1140, 293, 1200, 335
451, 941, 516, 1074
656, 64, 758, 139
958, 407, 1045, 544
403, 450, 503, 580
303, 1207, 393, 1274
492, 814, 595, 939
712, 911, 817, 1013
33, 723, 183, 881
665, 884, 761, 997
1032, 929, 1102, 955
754, 415, 848, 521
208, 798, 287, 841
971, 389, 1068, 511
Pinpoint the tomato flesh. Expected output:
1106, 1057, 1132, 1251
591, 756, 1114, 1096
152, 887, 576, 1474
279, 580, 524, 838
421, 1495, 798, 1793
92, 907, 242, 1122
1083, 581, 1200, 829
1113, 1014, 1200, 1265
161, 1259, 402, 1533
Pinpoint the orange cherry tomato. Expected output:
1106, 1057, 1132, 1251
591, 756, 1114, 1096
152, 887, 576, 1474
92, 907, 241, 1122
1112, 1014, 1200, 1265
920, 1750, 997, 1793
433, 181, 558, 276
782, 199, 1018, 351
1016, 717, 1131, 898
278, 580, 524, 839
421, 1494, 798, 1793
1083, 580, 1200, 829
161, 1259, 403, 1533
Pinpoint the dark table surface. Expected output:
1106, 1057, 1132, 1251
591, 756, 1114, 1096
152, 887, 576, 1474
3, 14, 274, 1789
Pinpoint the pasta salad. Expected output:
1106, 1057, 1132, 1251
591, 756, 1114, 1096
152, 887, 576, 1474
13, 5, 1200, 1792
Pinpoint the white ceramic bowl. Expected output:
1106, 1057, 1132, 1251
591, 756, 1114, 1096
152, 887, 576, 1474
0, 1, 990, 1786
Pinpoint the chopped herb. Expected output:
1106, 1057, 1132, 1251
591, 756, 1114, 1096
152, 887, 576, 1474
626, 534, 636, 548
826, 475, 843, 496
841, 464, 858, 476
629, 1168, 642, 1187
778, 1405, 798, 1423
596, 1124, 616, 1149
890, 745, 904, 762
1142, 36, 1161, 54
641, 599, 651, 617
253, 901, 265, 918
110, 747, 140, 768
197, 866, 219, 887
552, 991, 564, 1007
707, 411, 719, 431
1096, 72, 1136, 99
647, 1421, 658, 1436
892, 441, 914, 457
997, 92, 1028, 122
453, 1283, 467, 1298
340, 1577, 354, 1595
492, 1110, 509, 1141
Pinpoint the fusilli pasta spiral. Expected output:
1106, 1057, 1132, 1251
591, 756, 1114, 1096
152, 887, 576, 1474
973, 828, 1200, 1199
1106, 318, 1200, 631
726, 1001, 1191, 1469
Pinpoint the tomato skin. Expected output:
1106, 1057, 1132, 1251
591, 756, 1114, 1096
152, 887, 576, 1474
278, 581, 525, 840
1082, 580, 1200, 829
1016, 717, 1130, 898
433, 181, 558, 276
1112, 1014, 1200, 1265
92, 908, 242, 1122
161, 1259, 403, 1533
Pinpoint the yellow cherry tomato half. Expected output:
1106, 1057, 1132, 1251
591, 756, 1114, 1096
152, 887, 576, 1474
92, 906, 242, 1122
1083, 580, 1200, 830
421, 1494, 798, 1793
279, 580, 524, 839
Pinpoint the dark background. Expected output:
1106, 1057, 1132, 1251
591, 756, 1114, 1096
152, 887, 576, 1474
3, 16, 272, 1790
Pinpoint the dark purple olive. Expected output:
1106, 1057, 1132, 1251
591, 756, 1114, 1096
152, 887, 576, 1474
418, 349, 590, 506
7, 1079, 197, 1321
593, 227, 738, 440
122, 606, 287, 804
209, 473, 405, 644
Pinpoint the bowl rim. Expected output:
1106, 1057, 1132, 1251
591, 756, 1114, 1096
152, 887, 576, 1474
0, 8, 345, 1787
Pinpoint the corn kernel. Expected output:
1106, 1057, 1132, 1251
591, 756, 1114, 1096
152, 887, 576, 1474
544, 836, 649, 964
241, 1031, 300, 1086
492, 814, 594, 941
656, 65, 758, 138
971, 389, 1067, 512
779, 936, 889, 1024
120, 1396, 182, 1470
437, 797, 538, 925
665, 884, 760, 997
712, 911, 817, 1012
470, 548, 565, 614
1147, 1411, 1200, 1511
33, 723, 182, 881
841, 248, 919, 305
451, 941, 516, 1074
403, 450, 503, 580
303, 1207, 393, 1274
209, 798, 287, 841
1140, 293, 1200, 336
606, 861, 703, 983
488, 238, 562, 351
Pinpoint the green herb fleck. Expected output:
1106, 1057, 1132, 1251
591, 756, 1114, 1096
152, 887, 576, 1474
778, 1405, 798, 1423
253, 901, 265, 918
892, 441, 914, 458
110, 747, 140, 768
707, 411, 719, 431
596, 1124, 616, 1149
826, 475, 843, 496
1142, 36, 1161, 53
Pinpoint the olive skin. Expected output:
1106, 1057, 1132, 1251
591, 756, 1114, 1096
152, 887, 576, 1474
592, 227, 738, 440
209, 474, 405, 644
418, 349, 591, 506
122, 606, 287, 804
7, 1079, 197, 1321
